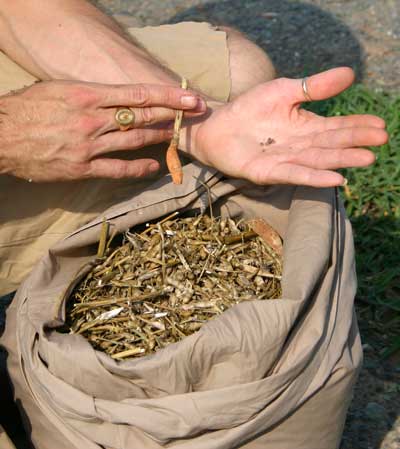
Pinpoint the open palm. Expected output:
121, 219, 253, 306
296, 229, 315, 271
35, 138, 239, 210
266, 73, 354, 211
194, 68, 388, 187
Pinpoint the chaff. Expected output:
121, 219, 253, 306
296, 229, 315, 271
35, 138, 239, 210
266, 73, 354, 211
64, 214, 283, 359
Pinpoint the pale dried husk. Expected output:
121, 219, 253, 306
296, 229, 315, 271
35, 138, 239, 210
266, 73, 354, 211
65, 213, 282, 359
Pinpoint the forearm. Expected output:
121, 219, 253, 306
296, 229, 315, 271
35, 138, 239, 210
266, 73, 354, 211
0, 0, 178, 84
0, 0, 225, 162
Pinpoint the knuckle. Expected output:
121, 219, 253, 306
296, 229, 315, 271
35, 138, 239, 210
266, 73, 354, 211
133, 166, 146, 178
129, 130, 146, 148
75, 163, 93, 179
66, 85, 99, 108
139, 107, 155, 125
350, 127, 357, 144
74, 114, 101, 135
273, 78, 291, 97
110, 161, 145, 179
338, 151, 347, 167
60, 142, 92, 164
162, 87, 175, 106
75, 142, 93, 162
310, 133, 319, 148
313, 151, 324, 168
131, 84, 149, 105
273, 78, 288, 90
305, 170, 315, 186
128, 163, 147, 178
111, 163, 128, 179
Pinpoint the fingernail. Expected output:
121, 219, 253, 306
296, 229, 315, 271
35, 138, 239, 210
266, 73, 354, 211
181, 95, 198, 108
149, 162, 159, 173
194, 98, 207, 112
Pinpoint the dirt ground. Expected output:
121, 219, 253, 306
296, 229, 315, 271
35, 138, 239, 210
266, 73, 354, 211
95, 0, 400, 91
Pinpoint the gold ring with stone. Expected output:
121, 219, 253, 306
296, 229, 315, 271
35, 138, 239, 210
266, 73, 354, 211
115, 107, 135, 131
301, 77, 313, 102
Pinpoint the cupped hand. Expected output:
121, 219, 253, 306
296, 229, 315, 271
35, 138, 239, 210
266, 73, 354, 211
0, 80, 206, 182
193, 67, 388, 187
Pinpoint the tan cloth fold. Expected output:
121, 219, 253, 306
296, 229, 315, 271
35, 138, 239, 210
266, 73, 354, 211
0, 426, 16, 449
0, 22, 230, 295
1, 168, 361, 449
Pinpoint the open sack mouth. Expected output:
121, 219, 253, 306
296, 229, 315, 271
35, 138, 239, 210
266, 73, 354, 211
60, 211, 283, 360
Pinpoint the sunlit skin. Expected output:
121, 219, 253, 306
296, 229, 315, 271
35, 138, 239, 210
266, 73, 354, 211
191, 67, 388, 187
0, 81, 206, 181
0, 68, 387, 186
0, 2, 388, 187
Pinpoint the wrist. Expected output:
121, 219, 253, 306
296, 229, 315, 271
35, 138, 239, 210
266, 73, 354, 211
179, 100, 224, 164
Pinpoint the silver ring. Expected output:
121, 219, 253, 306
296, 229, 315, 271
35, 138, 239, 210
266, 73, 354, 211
302, 77, 313, 102
115, 107, 135, 131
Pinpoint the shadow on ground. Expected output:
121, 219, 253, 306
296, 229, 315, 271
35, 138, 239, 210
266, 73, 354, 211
342, 215, 400, 449
167, 0, 365, 80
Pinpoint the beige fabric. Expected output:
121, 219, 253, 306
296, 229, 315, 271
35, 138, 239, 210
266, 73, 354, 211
0, 22, 230, 295
0, 426, 16, 449
1, 165, 362, 449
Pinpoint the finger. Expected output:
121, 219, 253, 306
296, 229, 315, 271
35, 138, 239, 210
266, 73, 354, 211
312, 114, 386, 132
291, 67, 355, 104
311, 127, 388, 148
100, 105, 204, 134
87, 158, 160, 179
97, 83, 207, 110
128, 104, 207, 126
92, 128, 173, 156
292, 147, 376, 170
256, 162, 345, 187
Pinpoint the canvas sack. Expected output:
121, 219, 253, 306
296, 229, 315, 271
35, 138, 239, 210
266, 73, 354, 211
1, 163, 362, 449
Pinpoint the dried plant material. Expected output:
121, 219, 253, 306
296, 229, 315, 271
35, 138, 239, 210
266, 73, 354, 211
247, 218, 283, 256
64, 213, 283, 359
96, 307, 124, 321
97, 220, 110, 259
166, 77, 187, 185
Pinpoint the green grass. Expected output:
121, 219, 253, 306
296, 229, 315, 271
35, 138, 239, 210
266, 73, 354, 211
307, 85, 400, 359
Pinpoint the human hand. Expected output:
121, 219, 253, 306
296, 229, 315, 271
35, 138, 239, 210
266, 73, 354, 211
0, 80, 206, 182
192, 68, 388, 187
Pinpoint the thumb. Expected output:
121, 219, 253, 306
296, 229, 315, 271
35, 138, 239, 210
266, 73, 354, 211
290, 67, 355, 104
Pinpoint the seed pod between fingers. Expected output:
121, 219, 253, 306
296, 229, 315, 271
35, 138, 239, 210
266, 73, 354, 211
166, 77, 187, 184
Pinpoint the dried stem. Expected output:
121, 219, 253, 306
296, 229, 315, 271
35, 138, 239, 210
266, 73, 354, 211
166, 77, 187, 184
64, 213, 283, 359
97, 220, 109, 258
